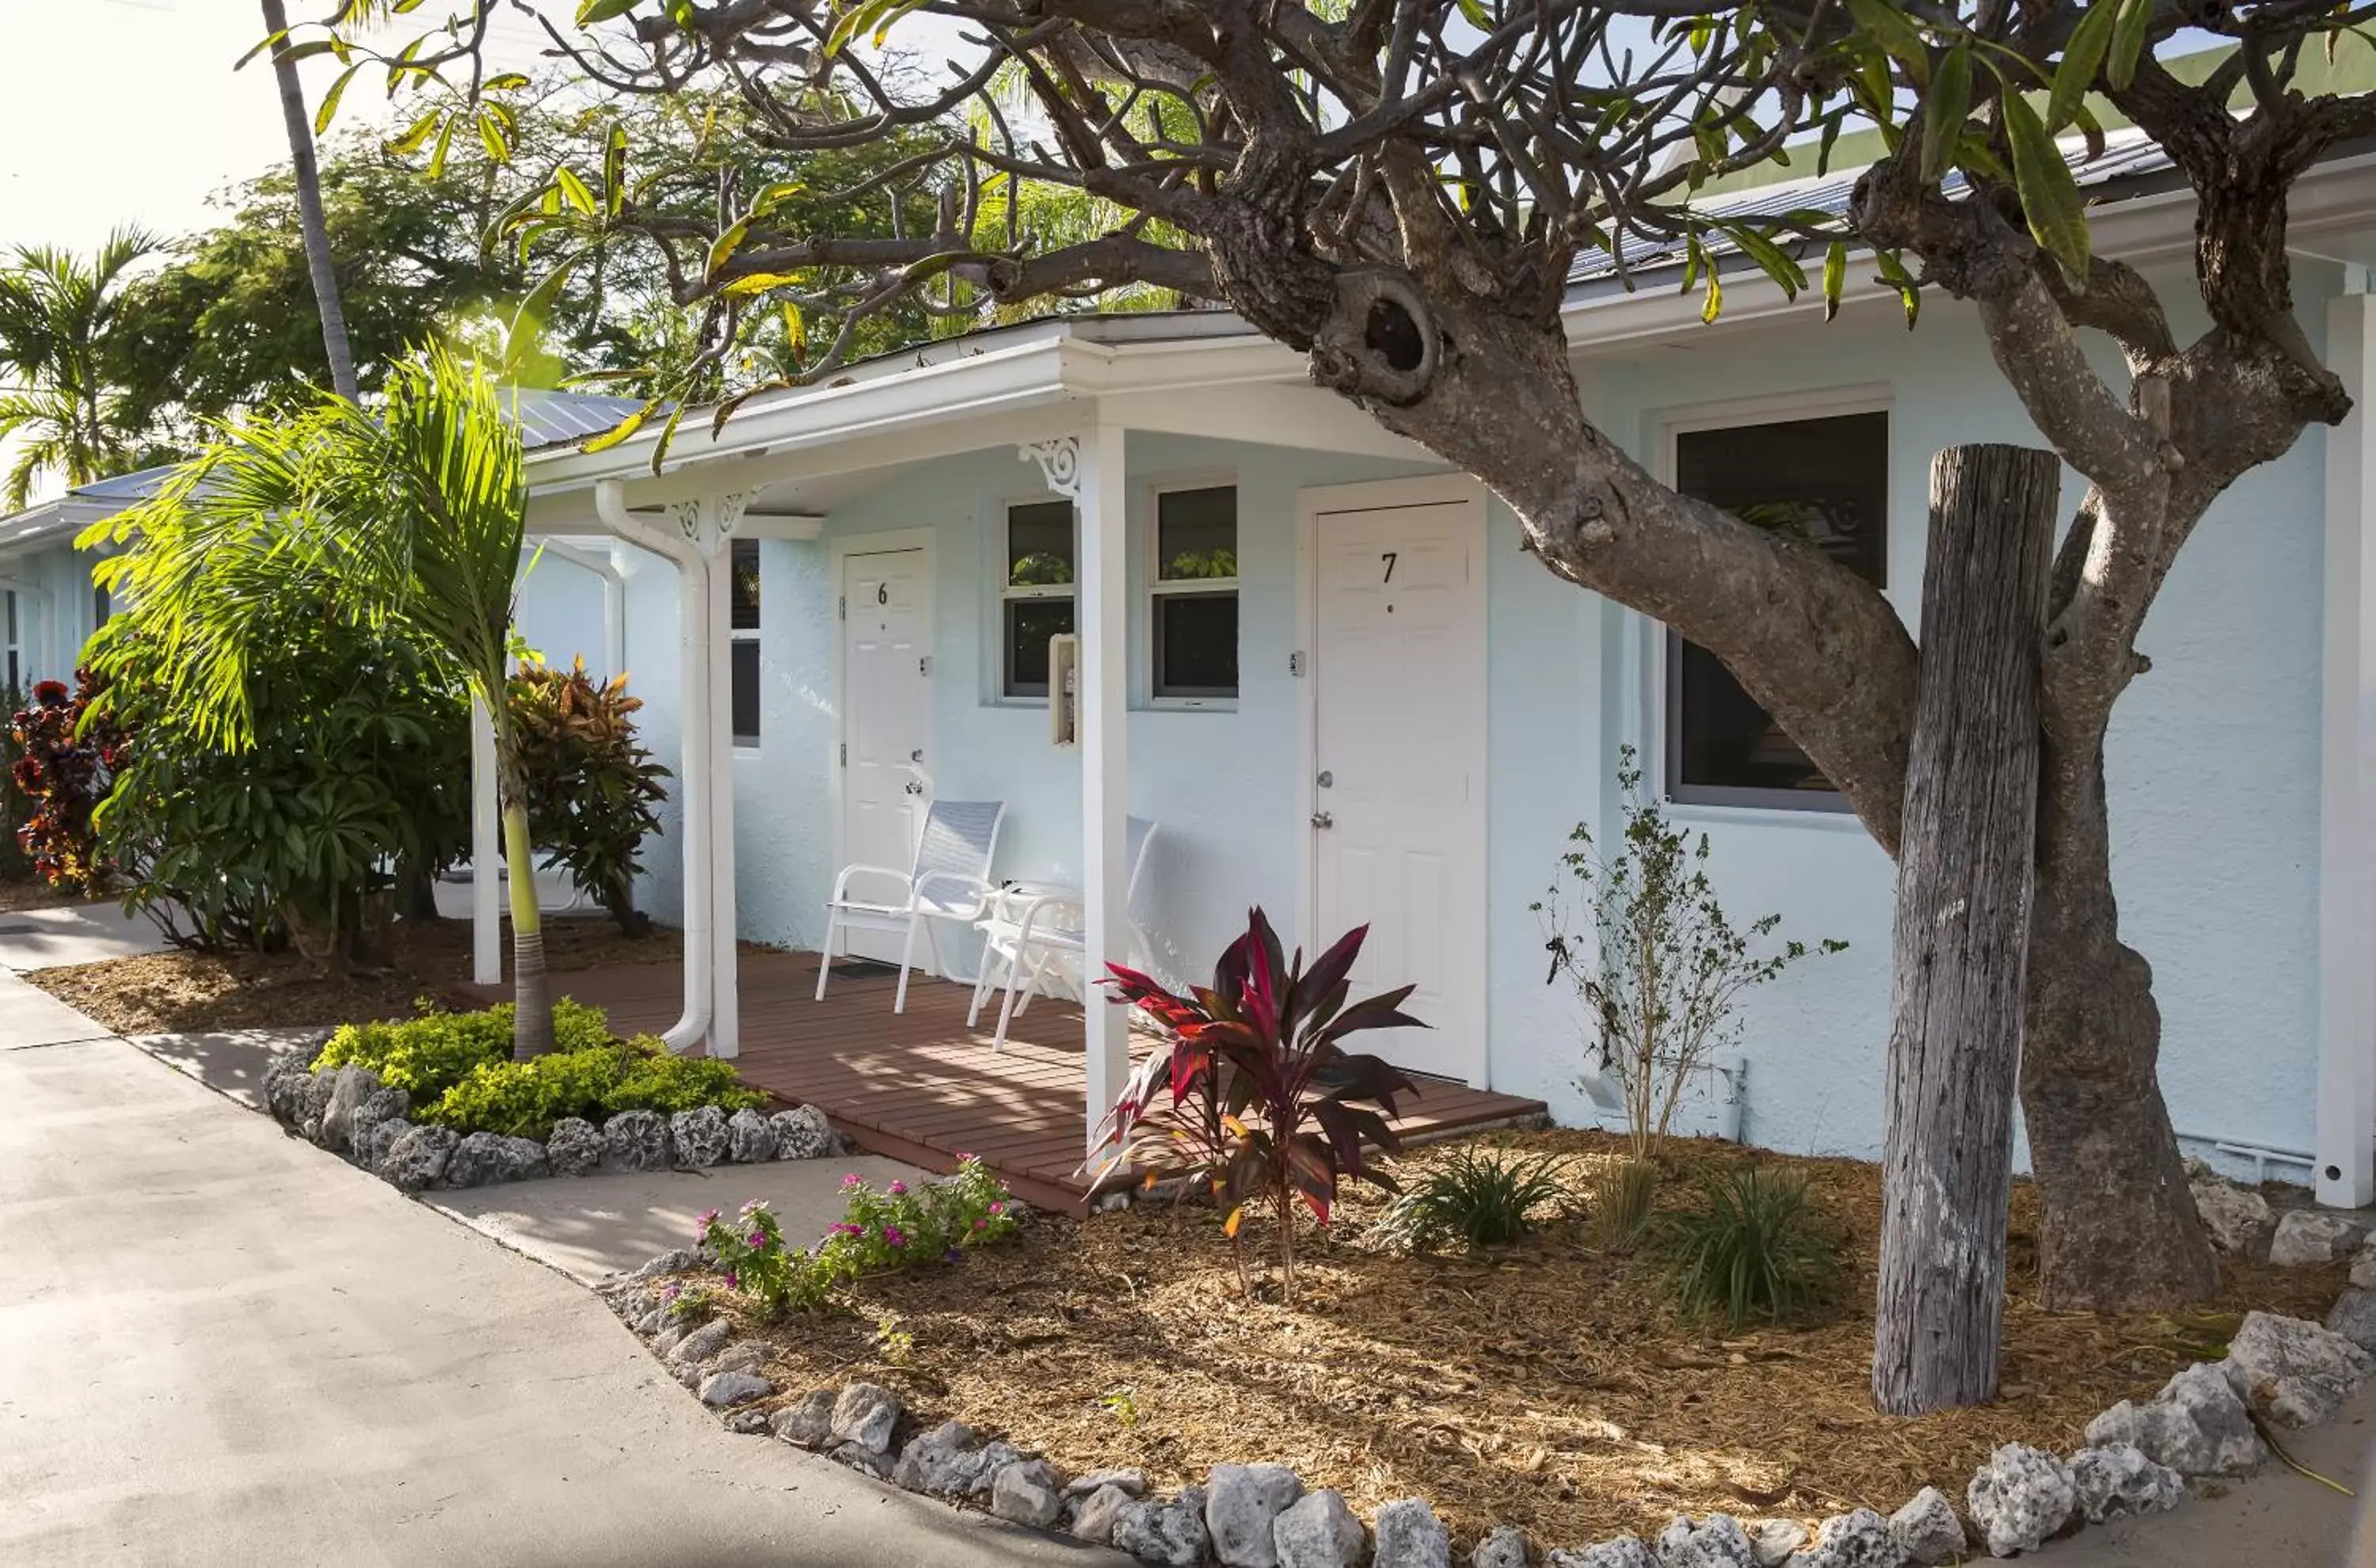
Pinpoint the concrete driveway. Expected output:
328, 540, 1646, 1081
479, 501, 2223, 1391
0, 1027, 1117, 1566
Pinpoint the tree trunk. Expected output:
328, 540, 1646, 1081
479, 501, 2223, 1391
2020, 738, 2219, 1309
1873, 445, 2055, 1415
394, 857, 443, 924
258, 0, 359, 404
502, 799, 554, 1059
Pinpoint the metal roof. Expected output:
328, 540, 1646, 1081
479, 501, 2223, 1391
1567, 127, 2180, 289
510, 386, 648, 449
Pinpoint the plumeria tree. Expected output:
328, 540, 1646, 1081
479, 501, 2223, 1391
302, 1, 2376, 1365
88, 344, 559, 1057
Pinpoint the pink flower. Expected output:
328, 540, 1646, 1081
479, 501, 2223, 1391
972, 1218, 986, 1231
884, 1225, 908, 1250
662, 1284, 680, 1300
697, 1207, 720, 1228
954, 1151, 976, 1162
886, 1180, 907, 1196
840, 1174, 862, 1189
725, 1270, 740, 1289
988, 1201, 1006, 1216
748, 1231, 767, 1249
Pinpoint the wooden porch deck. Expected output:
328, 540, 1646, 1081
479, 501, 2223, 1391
476, 950, 1546, 1212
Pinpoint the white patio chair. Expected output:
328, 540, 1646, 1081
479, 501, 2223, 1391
817, 798, 1007, 1013
967, 816, 1158, 1051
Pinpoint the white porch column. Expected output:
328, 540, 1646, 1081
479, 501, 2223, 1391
1030, 427, 1131, 1151
705, 493, 747, 1058
469, 692, 501, 987
2317, 291, 2376, 1208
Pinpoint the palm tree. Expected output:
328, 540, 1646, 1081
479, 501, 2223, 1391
0, 229, 156, 509
87, 344, 555, 1056
257, 0, 359, 402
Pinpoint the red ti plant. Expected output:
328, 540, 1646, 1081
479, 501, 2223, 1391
1087, 907, 1422, 1300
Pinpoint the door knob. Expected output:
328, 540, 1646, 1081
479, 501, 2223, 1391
904, 780, 923, 796
1310, 811, 1335, 829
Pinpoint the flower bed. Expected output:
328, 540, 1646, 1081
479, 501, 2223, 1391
258, 999, 828, 1191
608, 1128, 2374, 1567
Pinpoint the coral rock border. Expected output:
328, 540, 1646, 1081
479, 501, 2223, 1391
598, 1161, 2376, 1566
259, 1048, 838, 1191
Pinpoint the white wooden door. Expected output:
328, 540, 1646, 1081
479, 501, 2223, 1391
1311, 500, 1487, 1084
840, 547, 931, 963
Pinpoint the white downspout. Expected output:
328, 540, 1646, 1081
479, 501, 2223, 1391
594, 479, 712, 1055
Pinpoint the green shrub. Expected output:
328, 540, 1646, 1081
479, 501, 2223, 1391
1661, 1164, 1833, 1331
601, 1045, 766, 1119
509, 656, 669, 937
312, 999, 613, 1102
1376, 1145, 1570, 1253
426, 1045, 630, 1137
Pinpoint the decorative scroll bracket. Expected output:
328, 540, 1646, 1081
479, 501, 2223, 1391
1019, 436, 1083, 500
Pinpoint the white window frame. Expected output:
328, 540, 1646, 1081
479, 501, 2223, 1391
998, 494, 1078, 704
729, 536, 763, 752
1652, 384, 1894, 816
3, 589, 18, 693
1140, 472, 1241, 710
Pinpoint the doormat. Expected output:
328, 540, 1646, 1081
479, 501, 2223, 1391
830, 959, 904, 980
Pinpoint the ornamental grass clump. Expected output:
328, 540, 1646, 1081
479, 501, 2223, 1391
1375, 1145, 1572, 1254
1661, 1163, 1837, 1331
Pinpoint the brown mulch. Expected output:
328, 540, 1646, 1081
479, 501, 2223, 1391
21, 913, 686, 1034
690, 1130, 2344, 1551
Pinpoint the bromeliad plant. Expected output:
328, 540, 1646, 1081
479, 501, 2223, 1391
1090, 906, 1422, 1301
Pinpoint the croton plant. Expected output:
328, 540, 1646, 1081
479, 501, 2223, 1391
1089, 907, 1422, 1298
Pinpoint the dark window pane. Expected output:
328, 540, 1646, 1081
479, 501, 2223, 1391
1156, 486, 1237, 580
731, 637, 761, 744
1005, 596, 1076, 697
1156, 592, 1237, 698
729, 539, 761, 631
1669, 411, 1887, 801
1007, 500, 1075, 588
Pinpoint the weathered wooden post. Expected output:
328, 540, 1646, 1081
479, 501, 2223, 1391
1873, 443, 2058, 1415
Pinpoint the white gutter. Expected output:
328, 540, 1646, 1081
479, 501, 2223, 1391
594, 478, 712, 1055
526, 536, 627, 677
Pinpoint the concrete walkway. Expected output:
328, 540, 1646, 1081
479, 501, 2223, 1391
0, 1024, 1115, 1566
0, 896, 169, 970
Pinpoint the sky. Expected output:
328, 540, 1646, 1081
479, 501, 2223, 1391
0, 0, 562, 254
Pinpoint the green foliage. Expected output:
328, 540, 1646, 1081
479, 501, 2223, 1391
0, 679, 32, 882
1661, 1164, 1836, 1331
314, 999, 613, 1102
9, 672, 125, 892
398, 1016, 762, 1139
602, 1046, 763, 1119
508, 654, 668, 936
1376, 1146, 1571, 1253
90, 588, 470, 953
0, 229, 171, 509
428, 1044, 630, 1138
1534, 746, 1843, 1159
693, 1159, 1023, 1318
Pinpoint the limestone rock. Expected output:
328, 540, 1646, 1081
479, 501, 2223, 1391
545, 1117, 604, 1177
2223, 1311, 2375, 1428
771, 1389, 837, 1448
357, 1113, 413, 1171
442, 1130, 550, 1187
771, 1103, 834, 1159
2069, 1444, 2184, 1524
668, 1106, 729, 1168
830, 1380, 903, 1453
2190, 1178, 2275, 1258
600, 1109, 672, 1172
1655, 1514, 1753, 1568
2352, 1236, 2376, 1289
1071, 1483, 1139, 1545
726, 1106, 778, 1163
1274, 1488, 1366, 1568
1966, 1444, 2073, 1558
892, 1420, 990, 1496
1471, 1524, 1530, 1568
698, 1370, 772, 1406
709, 1340, 770, 1376
992, 1458, 1065, 1528
1114, 1487, 1211, 1568
1372, 1498, 1449, 1568
1546, 1542, 1655, 1568
673, 1323, 733, 1366
1067, 1468, 1148, 1498
1745, 1520, 1806, 1568
377, 1124, 458, 1191
262, 1049, 315, 1124
1207, 1462, 1304, 1567
316, 1064, 381, 1152
830, 1441, 895, 1481
298, 1061, 341, 1133
2085, 1361, 2266, 1477
1784, 1509, 1902, 1568
1885, 1488, 1963, 1566
725, 1407, 771, 1435
630, 1246, 695, 1279
2326, 1287, 2376, 1354
2268, 1209, 2370, 1266
965, 1441, 1025, 1499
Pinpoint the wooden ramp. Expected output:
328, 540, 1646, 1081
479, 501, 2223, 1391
471, 950, 1547, 1212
